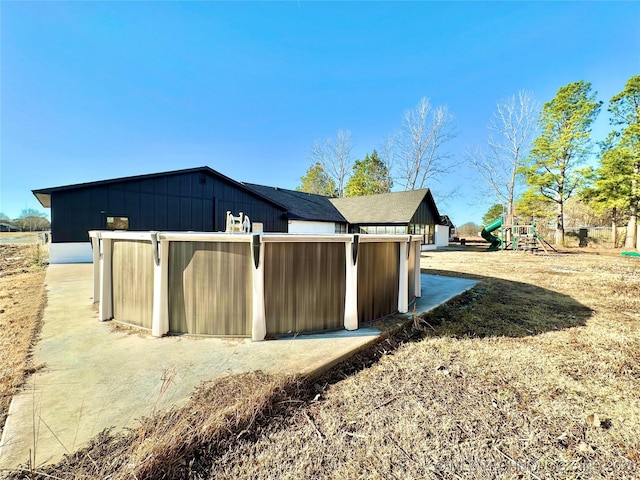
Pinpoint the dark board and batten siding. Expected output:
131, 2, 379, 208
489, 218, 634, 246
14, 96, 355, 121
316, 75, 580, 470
111, 240, 154, 329
264, 242, 346, 335
50, 171, 287, 243
410, 198, 439, 226
168, 242, 253, 336
357, 242, 400, 324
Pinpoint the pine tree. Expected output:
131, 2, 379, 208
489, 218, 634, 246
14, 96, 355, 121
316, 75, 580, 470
583, 76, 640, 248
297, 162, 337, 197
521, 81, 601, 245
607, 76, 640, 248
344, 151, 392, 197
481, 204, 505, 226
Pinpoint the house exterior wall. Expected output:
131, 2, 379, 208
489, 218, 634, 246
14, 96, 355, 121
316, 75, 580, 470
352, 195, 442, 245
435, 224, 449, 247
410, 199, 440, 226
49, 242, 94, 264
48, 171, 288, 245
287, 220, 338, 234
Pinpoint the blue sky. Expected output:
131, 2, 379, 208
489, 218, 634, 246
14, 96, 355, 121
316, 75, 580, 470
1, 1, 638, 226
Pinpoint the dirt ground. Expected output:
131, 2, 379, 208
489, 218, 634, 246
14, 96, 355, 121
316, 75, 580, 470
4, 242, 640, 479
0, 243, 48, 441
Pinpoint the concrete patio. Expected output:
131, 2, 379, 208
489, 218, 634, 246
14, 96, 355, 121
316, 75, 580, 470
0, 263, 477, 471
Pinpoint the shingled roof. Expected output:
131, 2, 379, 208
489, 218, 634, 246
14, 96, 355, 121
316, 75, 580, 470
33, 166, 287, 211
243, 183, 346, 223
329, 189, 438, 224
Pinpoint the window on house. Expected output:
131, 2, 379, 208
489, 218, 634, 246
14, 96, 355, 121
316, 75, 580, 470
106, 216, 129, 230
409, 223, 435, 244
359, 225, 410, 234
426, 224, 435, 244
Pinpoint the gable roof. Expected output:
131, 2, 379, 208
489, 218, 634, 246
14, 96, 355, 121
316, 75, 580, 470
31, 166, 442, 227
243, 183, 346, 223
32, 166, 287, 211
329, 189, 439, 224
440, 215, 455, 228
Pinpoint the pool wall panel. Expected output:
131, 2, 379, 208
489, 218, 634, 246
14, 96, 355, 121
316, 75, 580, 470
168, 242, 252, 336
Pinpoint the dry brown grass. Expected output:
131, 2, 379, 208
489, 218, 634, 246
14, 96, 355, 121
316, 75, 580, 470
197, 248, 639, 480
0, 244, 47, 440
7, 245, 640, 479
0, 232, 42, 246
11, 372, 305, 480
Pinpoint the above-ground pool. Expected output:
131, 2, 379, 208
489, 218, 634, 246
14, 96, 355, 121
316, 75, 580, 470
89, 231, 422, 340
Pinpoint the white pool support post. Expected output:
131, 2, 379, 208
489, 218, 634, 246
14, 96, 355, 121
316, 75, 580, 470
344, 235, 359, 331
414, 239, 422, 298
151, 233, 169, 337
98, 237, 113, 321
398, 239, 409, 313
251, 234, 267, 341
91, 236, 100, 304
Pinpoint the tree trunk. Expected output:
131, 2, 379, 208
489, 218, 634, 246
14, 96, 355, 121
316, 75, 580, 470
555, 195, 564, 246
625, 162, 639, 249
508, 177, 515, 220
611, 207, 617, 246
626, 201, 638, 249
625, 213, 638, 249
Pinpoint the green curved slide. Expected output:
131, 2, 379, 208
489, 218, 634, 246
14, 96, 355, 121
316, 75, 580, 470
481, 217, 503, 251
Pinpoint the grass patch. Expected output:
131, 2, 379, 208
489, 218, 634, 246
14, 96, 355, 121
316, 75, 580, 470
0, 245, 47, 440
421, 278, 592, 338
4, 247, 640, 479
197, 250, 639, 479
9, 372, 307, 479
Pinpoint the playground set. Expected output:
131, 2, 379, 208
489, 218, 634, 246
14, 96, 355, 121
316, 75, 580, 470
480, 215, 557, 253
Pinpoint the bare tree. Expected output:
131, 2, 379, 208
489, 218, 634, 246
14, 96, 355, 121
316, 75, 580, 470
396, 97, 456, 191
310, 129, 353, 198
377, 133, 397, 187
15, 208, 50, 231
467, 90, 540, 216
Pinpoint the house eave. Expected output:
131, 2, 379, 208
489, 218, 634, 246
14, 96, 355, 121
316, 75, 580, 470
34, 192, 51, 208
